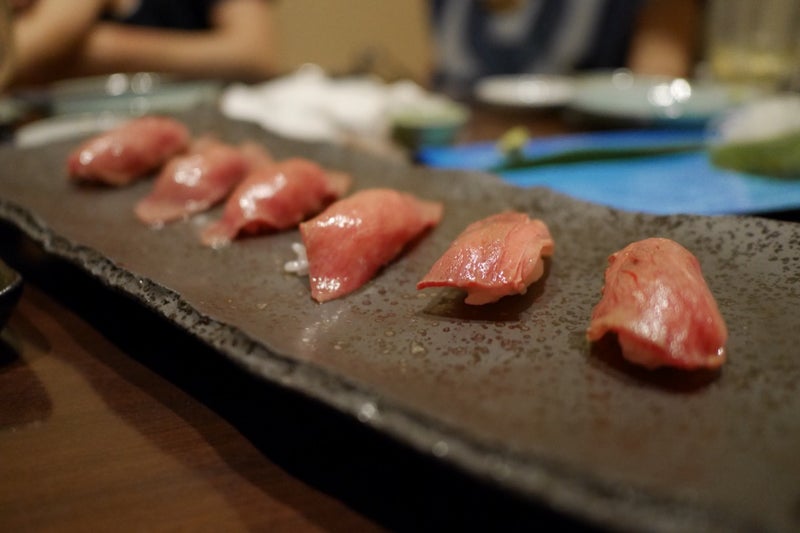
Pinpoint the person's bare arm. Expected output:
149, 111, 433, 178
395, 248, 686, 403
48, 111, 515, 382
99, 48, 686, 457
11, 0, 110, 86
75, 0, 279, 82
627, 0, 701, 78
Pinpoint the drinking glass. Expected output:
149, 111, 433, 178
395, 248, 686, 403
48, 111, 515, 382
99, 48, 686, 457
705, 0, 800, 91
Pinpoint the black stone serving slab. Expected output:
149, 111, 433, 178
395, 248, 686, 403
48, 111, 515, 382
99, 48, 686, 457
0, 258, 23, 330
1, 108, 799, 532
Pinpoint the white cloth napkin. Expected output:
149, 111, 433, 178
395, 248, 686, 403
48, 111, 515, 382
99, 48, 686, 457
219, 64, 444, 144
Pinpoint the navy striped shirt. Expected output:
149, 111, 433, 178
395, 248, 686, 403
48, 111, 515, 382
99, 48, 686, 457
430, 0, 646, 96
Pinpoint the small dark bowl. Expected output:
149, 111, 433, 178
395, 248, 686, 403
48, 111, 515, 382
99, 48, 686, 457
0, 259, 23, 330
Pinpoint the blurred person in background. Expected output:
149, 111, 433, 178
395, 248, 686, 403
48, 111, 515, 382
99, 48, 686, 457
429, 0, 701, 97
8, 0, 277, 88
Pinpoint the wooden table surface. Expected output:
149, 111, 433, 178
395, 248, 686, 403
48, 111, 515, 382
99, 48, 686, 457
3, 284, 385, 532
0, 107, 595, 532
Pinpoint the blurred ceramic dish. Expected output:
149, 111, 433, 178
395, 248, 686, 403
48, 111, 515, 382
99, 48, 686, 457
0, 95, 32, 127
709, 93, 800, 178
568, 70, 745, 127
15, 112, 129, 148
474, 74, 576, 108
390, 98, 470, 151
0, 259, 22, 331
12, 73, 222, 147
47, 72, 222, 116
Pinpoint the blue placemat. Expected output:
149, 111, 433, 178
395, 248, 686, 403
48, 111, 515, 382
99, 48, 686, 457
418, 130, 800, 215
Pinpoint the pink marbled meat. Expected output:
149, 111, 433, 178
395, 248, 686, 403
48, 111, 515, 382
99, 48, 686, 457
587, 237, 728, 370
134, 138, 250, 225
67, 116, 190, 186
417, 211, 554, 305
299, 188, 444, 303
201, 158, 352, 247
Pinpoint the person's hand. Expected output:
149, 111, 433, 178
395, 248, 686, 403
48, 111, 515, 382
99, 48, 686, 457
9, 0, 111, 87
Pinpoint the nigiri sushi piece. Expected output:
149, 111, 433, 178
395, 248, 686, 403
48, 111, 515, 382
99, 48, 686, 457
201, 158, 352, 248
134, 137, 250, 226
417, 211, 555, 305
297, 188, 444, 303
587, 237, 728, 370
67, 116, 190, 186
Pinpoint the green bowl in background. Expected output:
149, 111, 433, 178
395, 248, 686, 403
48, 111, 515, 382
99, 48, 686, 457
390, 101, 469, 151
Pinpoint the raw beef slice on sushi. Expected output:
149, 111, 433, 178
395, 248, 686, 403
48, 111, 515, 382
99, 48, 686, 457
135, 137, 250, 225
293, 188, 444, 303
587, 237, 728, 370
67, 116, 190, 186
201, 158, 351, 247
417, 211, 555, 305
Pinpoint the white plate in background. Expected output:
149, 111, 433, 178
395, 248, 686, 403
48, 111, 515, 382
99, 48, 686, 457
567, 70, 752, 126
12, 73, 223, 147
474, 74, 577, 108
14, 113, 129, 147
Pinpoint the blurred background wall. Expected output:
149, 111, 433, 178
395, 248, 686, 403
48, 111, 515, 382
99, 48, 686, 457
274, 0, 433, 84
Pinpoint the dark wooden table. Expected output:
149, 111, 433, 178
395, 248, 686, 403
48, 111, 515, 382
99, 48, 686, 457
0, 107, 596, 532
